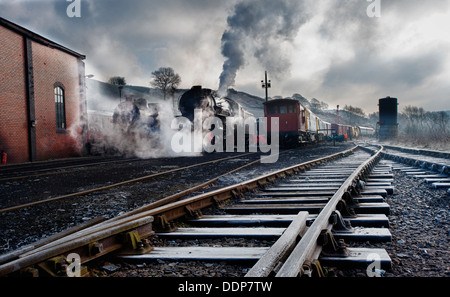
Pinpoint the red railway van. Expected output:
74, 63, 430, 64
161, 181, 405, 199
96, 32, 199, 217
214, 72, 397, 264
264, 99, 307, 146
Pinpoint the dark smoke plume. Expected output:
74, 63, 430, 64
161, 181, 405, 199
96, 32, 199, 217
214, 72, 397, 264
218, 0, 310, 95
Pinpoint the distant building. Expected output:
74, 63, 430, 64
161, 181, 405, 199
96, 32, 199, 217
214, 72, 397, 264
0, 17, 87, 164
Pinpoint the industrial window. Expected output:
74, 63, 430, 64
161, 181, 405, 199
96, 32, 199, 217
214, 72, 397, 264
54, 85, 66, 130
279, 105, 287, 114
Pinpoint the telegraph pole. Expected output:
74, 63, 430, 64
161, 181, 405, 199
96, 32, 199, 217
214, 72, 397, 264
261, 71, 271, 102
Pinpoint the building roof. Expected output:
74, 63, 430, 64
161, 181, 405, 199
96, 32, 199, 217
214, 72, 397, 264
0, 17, 86, 59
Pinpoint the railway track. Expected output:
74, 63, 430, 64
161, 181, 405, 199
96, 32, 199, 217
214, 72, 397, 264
0, 152, 262, 214
362, 143, 450, 190
0, 144, 396, 278
0, 156, 144, 181
3, 148, 316, 258
119, 146, 393, 277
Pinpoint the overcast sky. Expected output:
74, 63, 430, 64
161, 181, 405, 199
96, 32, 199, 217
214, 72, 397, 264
1, 0, 449, 113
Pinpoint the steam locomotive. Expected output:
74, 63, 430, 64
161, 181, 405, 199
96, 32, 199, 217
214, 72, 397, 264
179, 86, 253, 121
178, 86, 255, 148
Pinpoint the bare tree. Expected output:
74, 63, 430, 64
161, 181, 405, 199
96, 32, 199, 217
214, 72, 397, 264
108, 76, 127, 85
344, 105, 366, 117
292, 93, 310, 108
438, 111, 450, 132
150, 67, 181, 101
403, 105, 426, 135
310, 98, 321, 111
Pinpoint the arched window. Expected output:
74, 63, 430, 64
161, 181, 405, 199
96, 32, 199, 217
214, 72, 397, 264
54, 84, 66, 130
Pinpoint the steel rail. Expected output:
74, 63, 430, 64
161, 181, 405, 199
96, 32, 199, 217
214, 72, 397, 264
0, 217, 106, 266
0, 147, 357, 276
274, 146, 383, 277
382, 144, 450, 159
105, 148, 297, 224
0, 152, 257, 214
361, 143, 449, 174
0, 157, 142, 180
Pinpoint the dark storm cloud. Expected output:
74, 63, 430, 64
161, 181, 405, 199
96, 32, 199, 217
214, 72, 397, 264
0, 0, 234, 85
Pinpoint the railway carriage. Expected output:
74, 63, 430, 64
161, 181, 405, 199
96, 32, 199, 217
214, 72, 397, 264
358, 126, 376, 137
331, 124, 355, 141
318, 119, 332, 141
264, 99, 310, 146
305, 109, 319, 141
264, 98, 367, 146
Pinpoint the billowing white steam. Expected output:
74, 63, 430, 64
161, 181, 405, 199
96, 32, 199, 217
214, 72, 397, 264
219, 0, 310, 95
86, 85, 200, 159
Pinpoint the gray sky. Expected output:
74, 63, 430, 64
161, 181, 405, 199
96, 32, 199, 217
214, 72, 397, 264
1, 0, 449, 113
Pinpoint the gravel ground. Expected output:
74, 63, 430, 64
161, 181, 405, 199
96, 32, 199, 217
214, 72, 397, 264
384, 167, 449, 277
331, 161, 449, 277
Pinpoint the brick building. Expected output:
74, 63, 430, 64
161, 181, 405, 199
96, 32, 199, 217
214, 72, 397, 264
0, 17, 87, 164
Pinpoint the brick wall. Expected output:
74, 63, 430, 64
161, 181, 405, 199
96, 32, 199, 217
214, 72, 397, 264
0, 24, 85, 164
32, 41, 84, 161
0, 25, 29, 164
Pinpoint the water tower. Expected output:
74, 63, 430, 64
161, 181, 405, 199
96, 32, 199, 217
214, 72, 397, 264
378, 96, 398, 141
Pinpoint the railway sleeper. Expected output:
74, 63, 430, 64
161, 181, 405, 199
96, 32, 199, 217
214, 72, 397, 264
187, 213, 389, 228
154, 228, 390, 243
319, 248, 392, 271
121, 233, 391, 269
222, 202, 390, 216
432, 182, 450, 189
239, 195, 385, 205
257, 188, 390, 197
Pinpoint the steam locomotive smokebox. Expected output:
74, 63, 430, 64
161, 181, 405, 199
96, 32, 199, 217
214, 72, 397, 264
378, 97, 398, 141
179, 86, 215, 122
